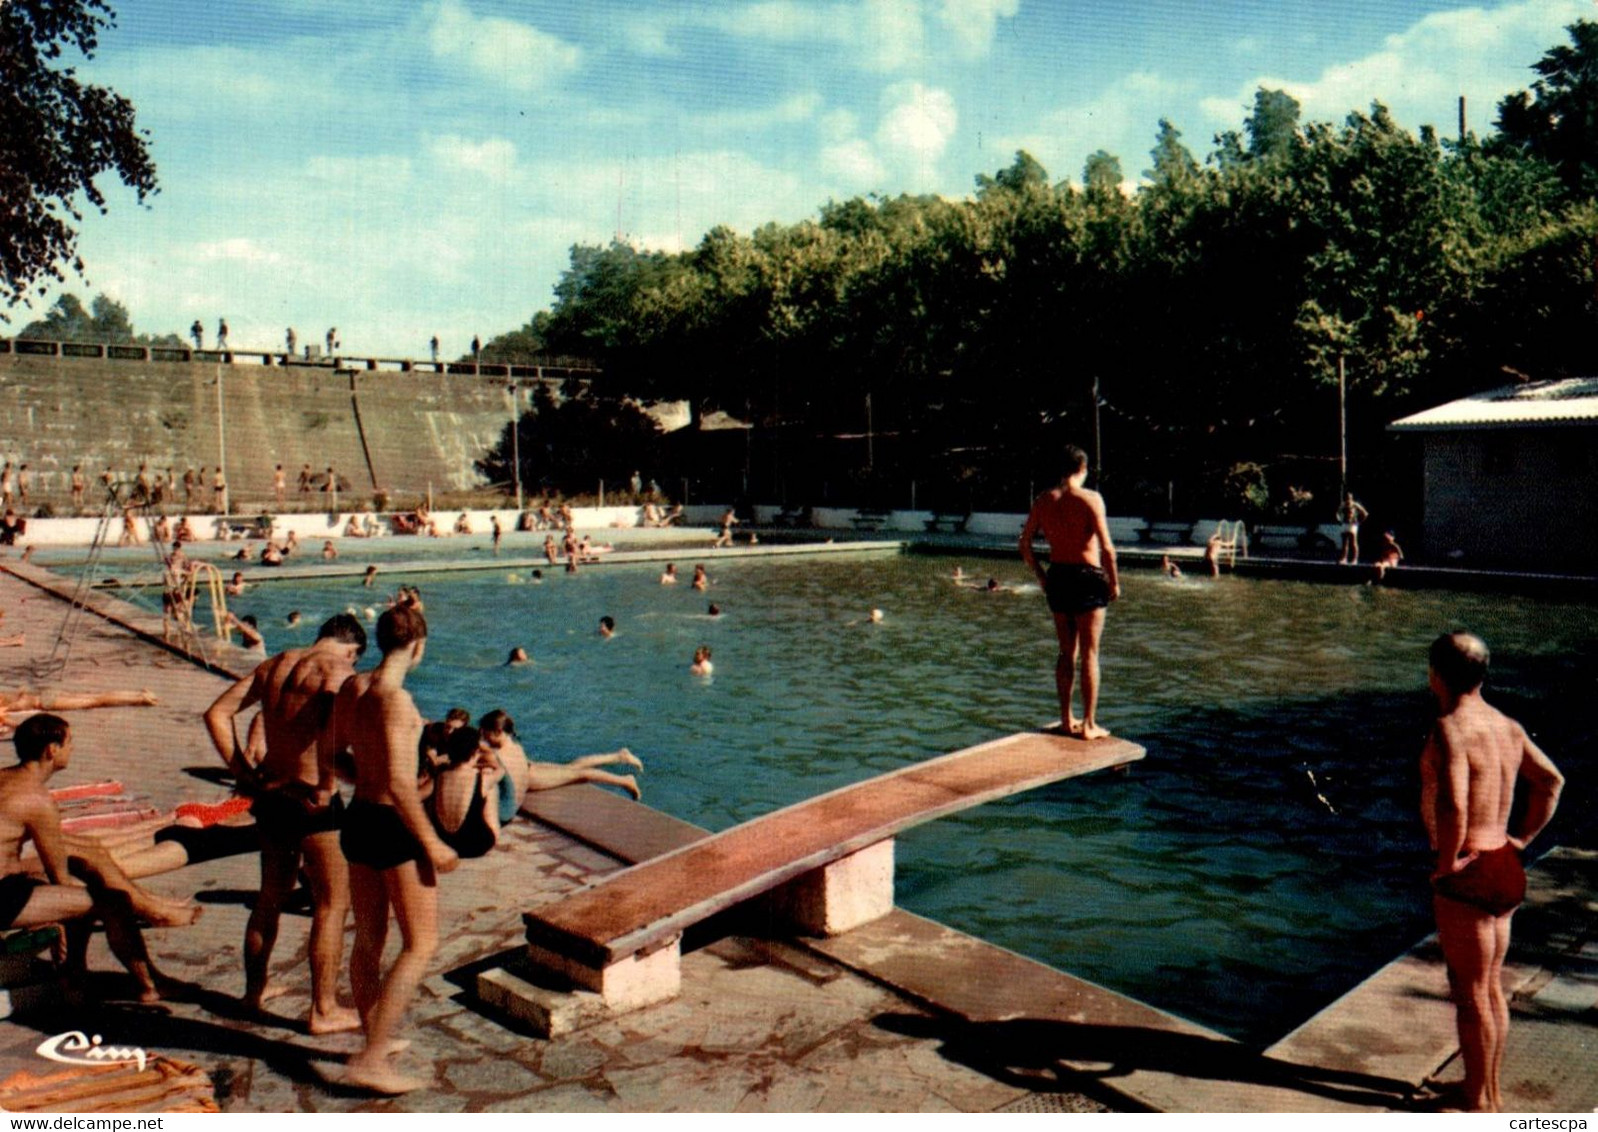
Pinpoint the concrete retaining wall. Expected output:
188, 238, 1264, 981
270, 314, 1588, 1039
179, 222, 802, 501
0, 352, 523, 509
10, 506, 667, 547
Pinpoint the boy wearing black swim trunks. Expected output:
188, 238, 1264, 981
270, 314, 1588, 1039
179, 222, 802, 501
205, 613, 368, 1033
1419, 632, 1564, 1112
0, 715, 200, 1002
1018, 446, 1119, 739
322, 604, 458, 1095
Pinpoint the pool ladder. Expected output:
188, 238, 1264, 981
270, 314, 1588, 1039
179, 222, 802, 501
1210, 520, 1248, 569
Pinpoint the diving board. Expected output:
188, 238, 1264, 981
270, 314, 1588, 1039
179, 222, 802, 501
508, 729, 1143, 1026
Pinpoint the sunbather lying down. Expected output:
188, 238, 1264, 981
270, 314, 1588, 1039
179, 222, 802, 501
0, 688, 159, 738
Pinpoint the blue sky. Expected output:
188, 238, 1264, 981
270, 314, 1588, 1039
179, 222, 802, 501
10, 0, 1589, 356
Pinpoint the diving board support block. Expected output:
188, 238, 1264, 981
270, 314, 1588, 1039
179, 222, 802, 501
523, 934, 682, 1013
493, 730, 1144, 1034
764, 837, 896, 936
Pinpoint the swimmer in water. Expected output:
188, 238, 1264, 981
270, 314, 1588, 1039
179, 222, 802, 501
506, 647, 530, 666
690, 646, 713, 676
1162, 555, 1182, 579
870, 608, 884, 622
707, 603, 721, 618
691, 564, 708, 591
362, 565, 378, 589
598, 616, 615, 639
660, 563, 678, 585
286, 611, 303, 628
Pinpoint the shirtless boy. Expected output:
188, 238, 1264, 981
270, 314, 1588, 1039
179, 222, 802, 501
204, 613, 368, 1031
0, 715, 199, 1002
321, 606, 458, 1093
1018, 445, 1120, 739
1419, 631, 1564, 1112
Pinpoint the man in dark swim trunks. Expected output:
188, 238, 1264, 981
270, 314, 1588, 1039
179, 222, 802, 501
1419, 631, 1564, 1112
205, 613, 368, 1032
1018, 445, 1120, 739
321, 604, 458, 1095
0, 715, 201, 1002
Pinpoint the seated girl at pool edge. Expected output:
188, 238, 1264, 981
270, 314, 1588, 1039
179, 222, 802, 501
424, 714, 646, 856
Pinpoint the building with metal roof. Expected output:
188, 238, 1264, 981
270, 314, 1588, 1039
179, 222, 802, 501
1388, 379, 1598, 572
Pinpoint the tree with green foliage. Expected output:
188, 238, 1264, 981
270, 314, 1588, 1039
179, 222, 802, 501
17, 289, 179, 344
976, 150, 1050, 197
1145, 119, 1198, 185
480, 19, 1598, 518
1494, 19, 1598, 195
1082, 150, 1124, 195
1213, 87, 1301, 167
1246, 88, 1302, 159
476, 381, 664, 499
1, 0, 157, 313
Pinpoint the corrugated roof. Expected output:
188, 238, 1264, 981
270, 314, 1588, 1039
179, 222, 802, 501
1388, 377, 1598, 431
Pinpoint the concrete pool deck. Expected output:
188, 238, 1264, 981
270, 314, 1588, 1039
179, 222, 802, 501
0, 553, 1593, 1112
25, 514, 1598, 600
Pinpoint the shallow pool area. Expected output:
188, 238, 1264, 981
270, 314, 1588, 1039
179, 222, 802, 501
60, 546, 1598, 1044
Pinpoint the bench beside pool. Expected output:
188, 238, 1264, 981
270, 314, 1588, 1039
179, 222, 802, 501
481, 730, 1143, 1034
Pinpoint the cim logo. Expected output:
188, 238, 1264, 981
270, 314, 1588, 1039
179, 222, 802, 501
35, 1031, 148, 1072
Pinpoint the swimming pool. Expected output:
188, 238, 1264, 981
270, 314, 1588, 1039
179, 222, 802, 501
66, 545, 1598, 1043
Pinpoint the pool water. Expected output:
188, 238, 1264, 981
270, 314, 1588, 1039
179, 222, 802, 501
65, 546, 1598, 1044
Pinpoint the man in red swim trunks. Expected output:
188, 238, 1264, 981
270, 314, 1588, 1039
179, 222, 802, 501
1018, 446, 1119, 739
1419, 631, 1564, 1112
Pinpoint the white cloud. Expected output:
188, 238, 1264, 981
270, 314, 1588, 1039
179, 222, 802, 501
937, 0, 1020, 59
877, 82, 958, 184
193, 238, 284, 266
821, 138, 889, 186
427, 0, 581, 92
1198, 0, 1588, 138
688, 92, 824, 134
859, 0, 928, 71
426, 135, 518, 181
820, 108, 863, 143
718, 2, 838, 43
624, 0, 940, 72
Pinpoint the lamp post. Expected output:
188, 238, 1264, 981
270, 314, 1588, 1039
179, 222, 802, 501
508, 381, 523, 511
214, 362, 227, 516
1337, 352, 1348, 498
1091, 374, 1103, 487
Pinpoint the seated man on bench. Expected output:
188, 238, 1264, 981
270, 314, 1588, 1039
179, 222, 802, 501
0, 715, 202, 1003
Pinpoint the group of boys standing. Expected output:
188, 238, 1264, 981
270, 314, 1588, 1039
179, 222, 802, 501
203, 600, 452, 1094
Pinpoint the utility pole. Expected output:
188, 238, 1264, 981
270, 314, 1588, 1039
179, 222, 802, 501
1338, 352, 1348, 499
1091, 374, 1103, 487
508, 382, 523, 511
865, 392, 874, 471
214, 362, 227, 516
